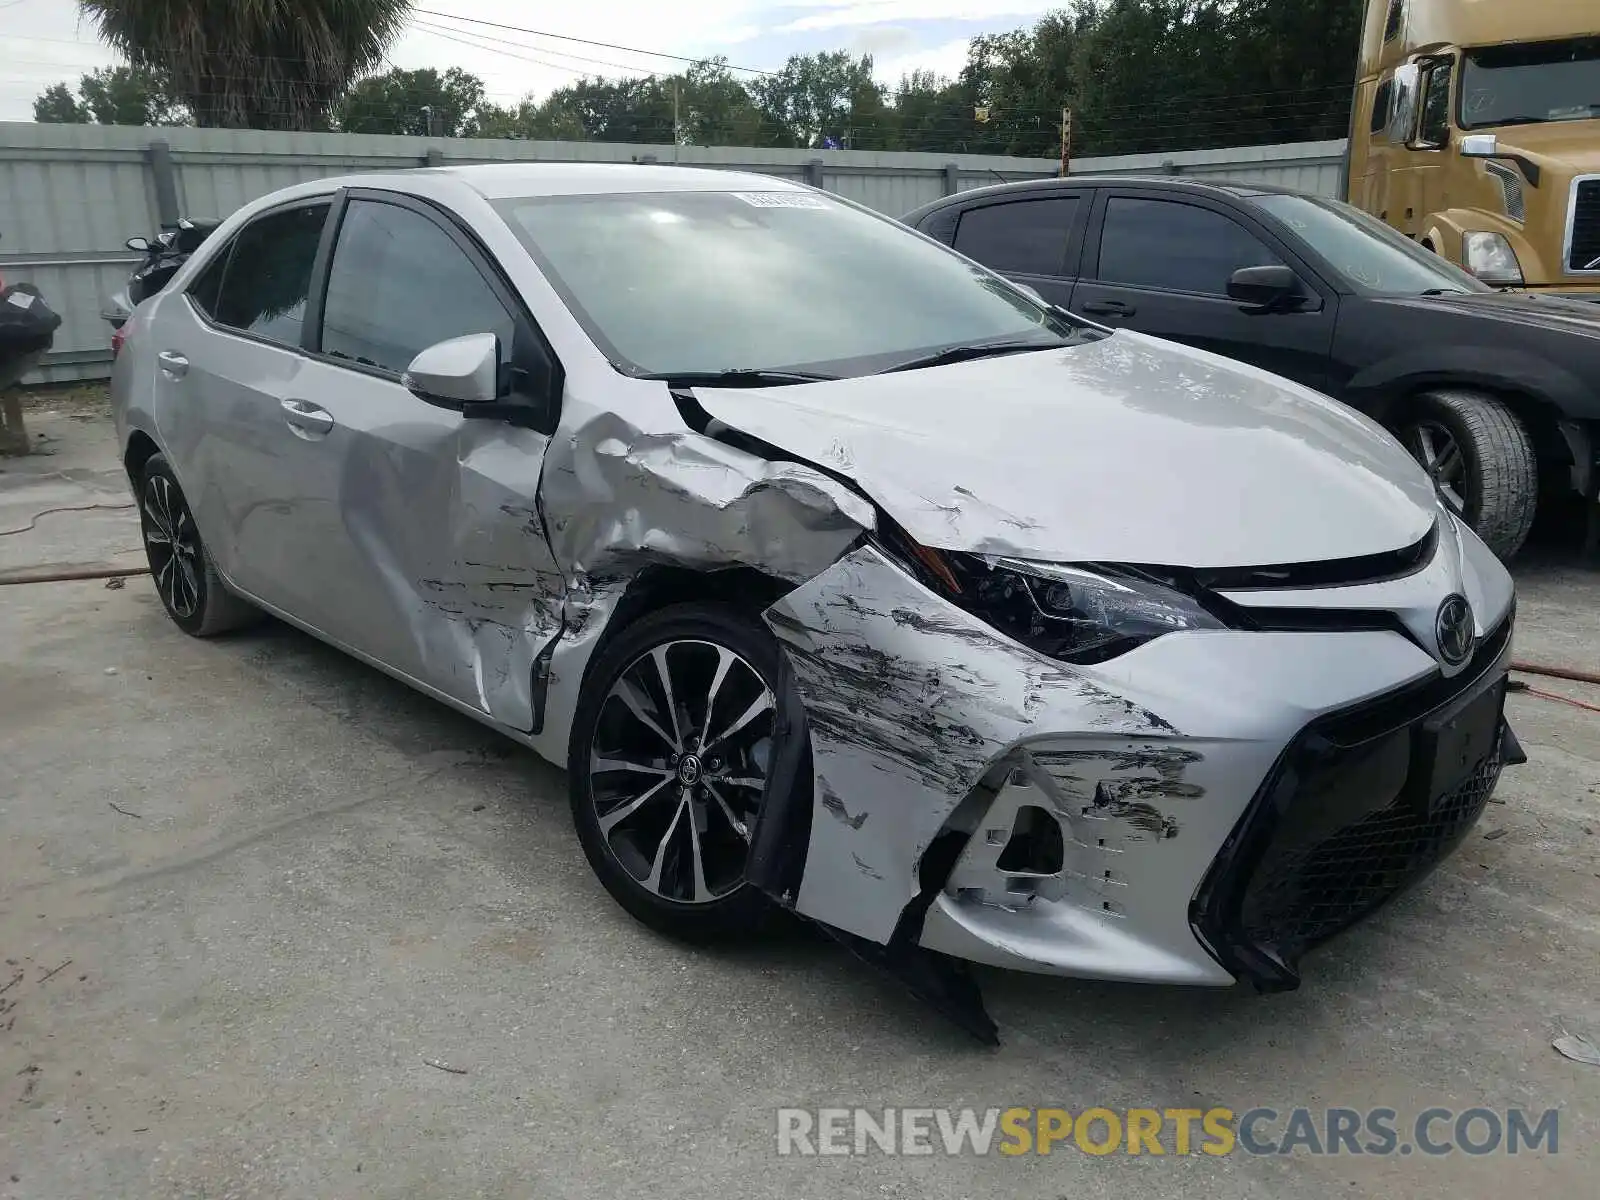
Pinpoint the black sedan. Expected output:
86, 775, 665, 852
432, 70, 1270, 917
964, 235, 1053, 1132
904, 177, 1600, 559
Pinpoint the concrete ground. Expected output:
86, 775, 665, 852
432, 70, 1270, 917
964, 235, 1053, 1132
2, 398, 1598, 1199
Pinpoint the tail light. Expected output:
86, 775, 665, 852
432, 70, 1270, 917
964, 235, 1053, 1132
111, 326, 127, 358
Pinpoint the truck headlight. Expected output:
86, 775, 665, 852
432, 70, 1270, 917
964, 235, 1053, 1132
1463, 233, 1524, 285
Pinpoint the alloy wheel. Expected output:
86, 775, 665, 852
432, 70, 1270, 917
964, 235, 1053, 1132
588, 639, 776, 905
1403, 420, 1466, 515
140, 473, 202, 620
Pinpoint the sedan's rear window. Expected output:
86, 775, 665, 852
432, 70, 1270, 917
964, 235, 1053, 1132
493, 190, 1066, 377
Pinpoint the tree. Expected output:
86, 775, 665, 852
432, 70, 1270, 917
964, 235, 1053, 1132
34, 83, 87, 124
33, 66, 187, 126
78, 0, 413, 130
888, 71, 971, 153
339, 67, 485, 136
749, 52, 888, 148
675, 59, 765, 147
80, 65, 187, 125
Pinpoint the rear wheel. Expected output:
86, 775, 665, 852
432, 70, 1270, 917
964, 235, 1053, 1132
568, 603, 791, 941
138, 453, 260, 637
1396, 390, 1537, 560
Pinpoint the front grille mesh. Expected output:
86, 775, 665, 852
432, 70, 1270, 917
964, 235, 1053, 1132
1241, 752, 1502, 957
1487, 163, 1525, 224
1571, 179, 1600, 273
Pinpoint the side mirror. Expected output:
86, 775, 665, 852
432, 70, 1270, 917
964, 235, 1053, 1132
1228, 265, 1300, 310
126, 236, 152, 252
1460, 133, 1498, 158
1013, 281, 1046, 304
1386, 63, 1421, 144
403, 332, 500, 409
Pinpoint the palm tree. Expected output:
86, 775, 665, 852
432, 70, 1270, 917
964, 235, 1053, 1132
79, 0, 414, 130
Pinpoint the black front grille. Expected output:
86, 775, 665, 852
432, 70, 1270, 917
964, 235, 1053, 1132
1571, 179, 1600, 273
1192, 616, 1512, 990
1240, 749, 1501, 957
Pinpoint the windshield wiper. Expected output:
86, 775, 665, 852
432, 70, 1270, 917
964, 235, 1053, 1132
633, 368, 839, 387
1419, 288, 1471, 296
880, 338, 1066, 374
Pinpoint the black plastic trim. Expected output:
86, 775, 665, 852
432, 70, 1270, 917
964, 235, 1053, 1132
1190, 606, 1514, 990
1190, 521, 1439, 592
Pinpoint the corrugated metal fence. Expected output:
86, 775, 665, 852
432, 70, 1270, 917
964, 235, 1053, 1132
0, 121, 1347, 383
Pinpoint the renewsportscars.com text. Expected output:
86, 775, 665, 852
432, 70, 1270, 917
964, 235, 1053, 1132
775, 1106, 1560, 1157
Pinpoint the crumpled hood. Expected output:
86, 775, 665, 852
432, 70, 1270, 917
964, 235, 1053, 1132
696, 330, 1439, 570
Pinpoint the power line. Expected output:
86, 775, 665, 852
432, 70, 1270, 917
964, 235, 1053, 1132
410, 19, 662, 79
412, 8, 777, 77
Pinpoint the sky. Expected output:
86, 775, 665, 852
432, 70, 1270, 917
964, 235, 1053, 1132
0, 0, 1068, 121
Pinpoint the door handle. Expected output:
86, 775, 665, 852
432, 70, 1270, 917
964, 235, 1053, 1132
280, 398, 335, 439
1080, 299, 1136, 318
157, 351, 189, 378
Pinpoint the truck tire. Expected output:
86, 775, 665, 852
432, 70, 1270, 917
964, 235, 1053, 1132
1397, 390, 1537, 560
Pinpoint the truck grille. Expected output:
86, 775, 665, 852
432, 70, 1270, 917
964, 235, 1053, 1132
1571, 178, 1600, 273
1192, 615, 1511, 989
1486, 163, 1525, 224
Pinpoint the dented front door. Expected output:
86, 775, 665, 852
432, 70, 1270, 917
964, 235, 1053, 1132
289, 194, 566, 728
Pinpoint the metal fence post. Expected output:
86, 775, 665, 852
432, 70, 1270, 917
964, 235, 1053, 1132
804, 158, 824, 189
943, 163, 961, 195
145, 139, 181, 229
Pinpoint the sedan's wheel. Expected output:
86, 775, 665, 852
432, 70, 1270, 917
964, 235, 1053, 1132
138, 453, 259, 637
1397, 390, 1537, 560
569, 603, 792, 940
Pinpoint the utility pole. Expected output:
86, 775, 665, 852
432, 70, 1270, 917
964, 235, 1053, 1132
1059, 106, 1072, 177
673, 80, 681, 161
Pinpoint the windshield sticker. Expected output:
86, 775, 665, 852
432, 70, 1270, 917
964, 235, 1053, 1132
732, 192, 829, 210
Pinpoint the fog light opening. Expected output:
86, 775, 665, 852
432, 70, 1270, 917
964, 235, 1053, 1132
995, 805, 1066, 875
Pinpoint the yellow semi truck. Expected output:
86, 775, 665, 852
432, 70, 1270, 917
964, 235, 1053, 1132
1348, 0, 1599, 295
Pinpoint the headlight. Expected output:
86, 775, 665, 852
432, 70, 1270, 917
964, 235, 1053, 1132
1463, 232, 1524, 285
965, 558, 1224, 664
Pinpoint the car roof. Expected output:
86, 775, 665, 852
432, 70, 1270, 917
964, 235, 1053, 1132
284, 161, 813, 203
907, 173, 1311, 217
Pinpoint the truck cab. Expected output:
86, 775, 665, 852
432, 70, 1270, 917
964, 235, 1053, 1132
1349, 0, 1599, 296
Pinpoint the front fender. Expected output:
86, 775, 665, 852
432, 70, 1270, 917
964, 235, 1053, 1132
1344, 341, 1599, 424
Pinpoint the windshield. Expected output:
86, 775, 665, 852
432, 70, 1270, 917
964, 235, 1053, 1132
493, 189, 1074, 377
1460, 37, 1600, 129
1248, 194, 1488, 296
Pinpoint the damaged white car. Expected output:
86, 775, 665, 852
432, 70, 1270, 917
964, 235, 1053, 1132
112, 164, 1522, 1041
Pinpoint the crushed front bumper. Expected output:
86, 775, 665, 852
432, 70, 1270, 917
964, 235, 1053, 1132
763, 545, 1516, 992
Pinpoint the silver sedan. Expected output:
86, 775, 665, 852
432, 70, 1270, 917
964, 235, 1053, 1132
112, 164, 1520, 1040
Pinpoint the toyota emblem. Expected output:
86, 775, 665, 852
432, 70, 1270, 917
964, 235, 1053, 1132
1435, 595, 1474, 667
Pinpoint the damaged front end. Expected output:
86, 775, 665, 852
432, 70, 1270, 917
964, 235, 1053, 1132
526, 363, 1516, 1047
740, 524, 1516, 1043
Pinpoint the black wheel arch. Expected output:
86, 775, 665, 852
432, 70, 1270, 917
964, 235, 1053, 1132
1348, 356, 1588, 479
123, 428, 162, 486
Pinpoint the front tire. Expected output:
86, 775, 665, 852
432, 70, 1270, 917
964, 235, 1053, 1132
568, 603, 793, 941
1396, 390, 1537, 560
137, 453, 260, 637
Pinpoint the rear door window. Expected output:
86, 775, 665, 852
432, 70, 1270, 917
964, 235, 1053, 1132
953, 197, 1080, 276
318, 198, 516, 375
210, 203, 330, 345
187, 241, 231, 320
1095, 196, 1282, 296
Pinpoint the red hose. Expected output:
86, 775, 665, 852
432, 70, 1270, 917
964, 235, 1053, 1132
1511, 661, 1600, 687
